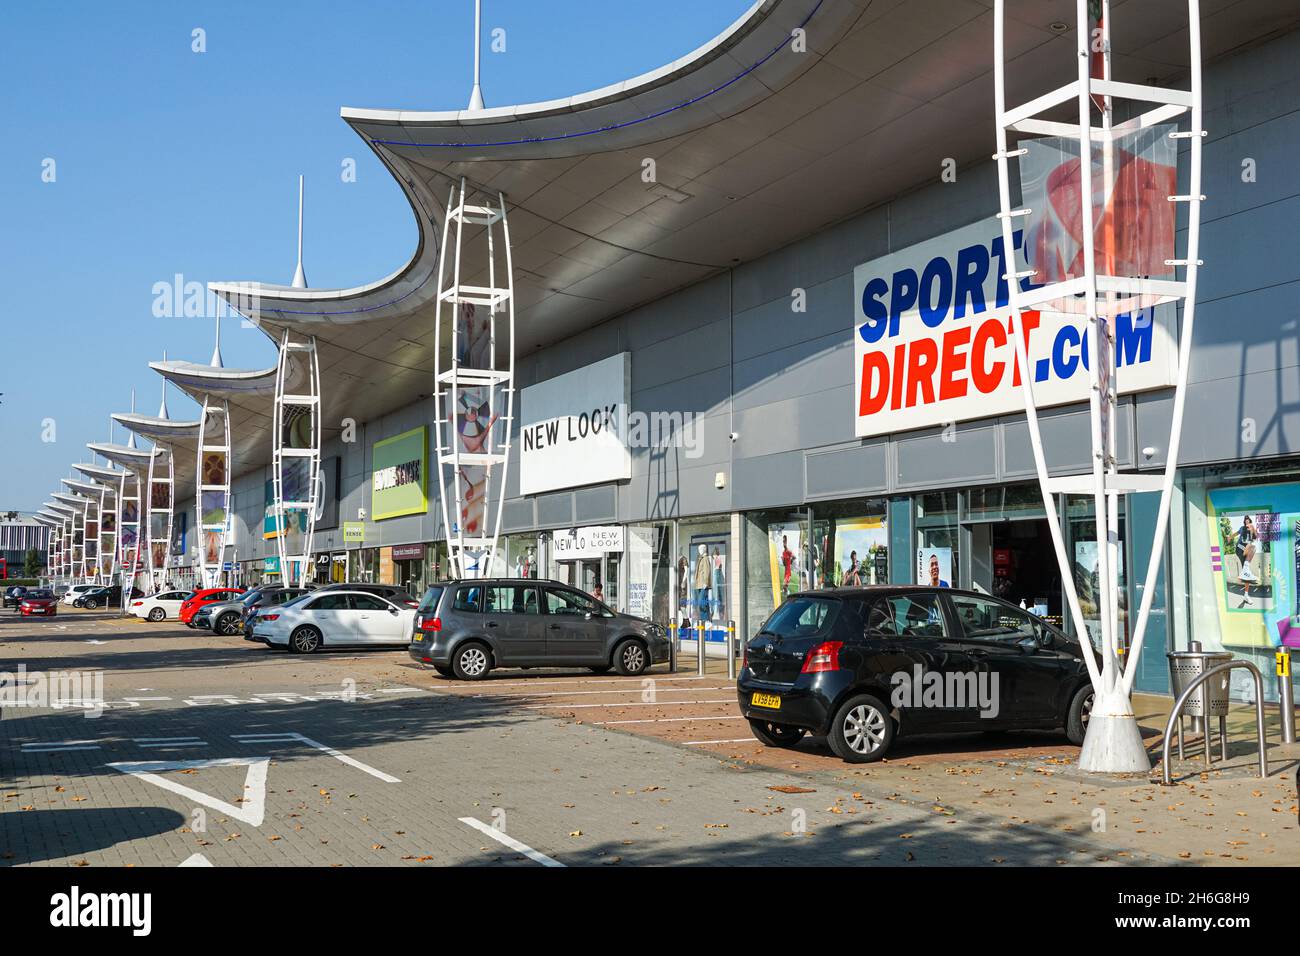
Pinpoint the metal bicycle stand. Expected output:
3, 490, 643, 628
1161, 660, 1270, 785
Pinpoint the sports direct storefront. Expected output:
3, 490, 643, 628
853, 220, 1178, 436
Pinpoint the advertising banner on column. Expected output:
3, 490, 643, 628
853, 218, 1178, 438
372, 426, 427, 520
520, 353, 631, 496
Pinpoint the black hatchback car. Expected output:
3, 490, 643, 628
737, 587, 1094, 763
409, 579, 671, 680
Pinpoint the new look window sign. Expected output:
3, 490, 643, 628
520, 353, 632, 496
852, 220, 1178, 437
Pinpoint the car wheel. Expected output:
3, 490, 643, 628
612, 638, 649, 676
289, 626, 322, 654
1065, 685, 1094, 746
748, 719, 807, 749
828, 693, 894, 763
216, 613, 241, 636
84, 599, 99, 610
147, 607, 165, 622
452, 642, 491, 680
432, 664, 455, 678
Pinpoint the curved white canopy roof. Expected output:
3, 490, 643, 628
86, 442, 155, 474
74, 462, 127, 486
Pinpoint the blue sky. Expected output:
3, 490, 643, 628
0, 0, 754, 512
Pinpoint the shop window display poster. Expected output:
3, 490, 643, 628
834, 517, 888, 586
916, 547, 952, 588
1205, 485, 1297, 650
767, 524, 802, 607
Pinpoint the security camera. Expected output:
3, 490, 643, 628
729, 432, 739, 442
1141, 446, 1157, 460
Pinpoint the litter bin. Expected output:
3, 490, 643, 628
1167, 640, 1233, 764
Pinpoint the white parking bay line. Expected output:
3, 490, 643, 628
473, 686, 729, 700
459, 817, 564, 868
595, 715, 745, 725
230, 732, 400, 783
684, 738, 755, 746
438, 675, 711, 691
21, 741, 101, 752
530, 698, 735, 710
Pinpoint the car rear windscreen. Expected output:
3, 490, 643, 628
762, 597, 839, 639
417, 586, 445, 614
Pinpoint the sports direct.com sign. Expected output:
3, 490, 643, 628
852, 220, 1177, 438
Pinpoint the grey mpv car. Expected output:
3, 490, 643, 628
408, 579, 671, 680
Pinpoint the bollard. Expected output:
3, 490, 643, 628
668, 621, 677, 673
696, 619, 706, 676
726, 620, 737, 681
1278, 648, 1296, 745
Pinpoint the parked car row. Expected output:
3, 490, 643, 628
5, 583, 142, 611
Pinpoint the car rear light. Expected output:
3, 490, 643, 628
415, 615, 441, 632
801, 640, 843, 674
262, 614, 279, 622
404, 600, 418, 608
742, 640, 748, 671
132, 601, 143, 607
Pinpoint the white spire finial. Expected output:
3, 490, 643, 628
210, 315, 224, 368
291, 175, 308, 289
157, 351, 170, 421
467, 0, 485, 111
128, 389, 137, 449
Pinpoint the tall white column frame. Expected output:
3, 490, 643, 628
196, 396, 232, 588
432, 178, 516, 579
272, 330, 322, 587
98, 481, 117, 584
118, 471, 141, 596
145, 445, 174, 595
993, 0, 1204, 772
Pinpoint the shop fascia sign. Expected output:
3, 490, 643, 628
553, 525, 624, 561
852, 220, 1178, 437
520, 353, 632, 496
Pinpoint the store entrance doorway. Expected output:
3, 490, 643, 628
968, 518, 1063, 621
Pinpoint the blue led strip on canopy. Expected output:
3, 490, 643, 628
368, 0, 827, 150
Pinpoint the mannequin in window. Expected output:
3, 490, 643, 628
694, 544, 711, 621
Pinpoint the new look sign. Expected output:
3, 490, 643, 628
521, 353, 631, 496
852, 220, 1177, 438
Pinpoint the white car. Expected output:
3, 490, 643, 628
254, 590, 416, 653
130, 590, 192, 622
60, 584, 97, 607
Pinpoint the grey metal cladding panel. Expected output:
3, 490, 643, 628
615, 460, 729, 522
623, 273, 731, 351
1188, 283, 1300, 384
805, 441, 890, 500
1135, 389, 1173, 468
732, 274, 853, 364
574, 484, 618, 523
895, 422, 997, 489
1202, 29, 1300, 129
732, 385, 856, 460
628, 410, 730, 471
630, 316, 730, 392
730, 205, 890, 314
731, 449, 805, 512
1198, 109, 1300, 224
1196, 196, 1300, 304
1176, 370, 1300, 463
517, 324, 623, 388
885, 163, 1000, 251
732, 329, 851, 412
1001, 402, 1133, 478
535, 492, 575, 528
501, 497, 535, 533
633, 368, 730, 420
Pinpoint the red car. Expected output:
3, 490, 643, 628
19, 589, 58, 617
179, 587, 245, 626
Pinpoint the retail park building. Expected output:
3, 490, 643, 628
49, 1, 1300, 703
